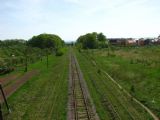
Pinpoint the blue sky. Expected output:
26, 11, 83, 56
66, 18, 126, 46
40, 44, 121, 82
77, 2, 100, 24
0, 0, 160, 41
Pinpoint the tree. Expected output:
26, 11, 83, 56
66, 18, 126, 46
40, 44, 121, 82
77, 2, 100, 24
84, 33, 98, 49
28, 33, 64, 68
27, 33, 63, 50
97, 33, 107, 42
76, 32, 108, 49
97, 33, 108, 48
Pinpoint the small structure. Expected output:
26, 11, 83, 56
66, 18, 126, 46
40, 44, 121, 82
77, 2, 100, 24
125, 38, 136, 46
158, 35, 160, 40
157, 35, 160, 44
137, 38, 145, 46
108, 38, 126, 46
144, 39, 153, 45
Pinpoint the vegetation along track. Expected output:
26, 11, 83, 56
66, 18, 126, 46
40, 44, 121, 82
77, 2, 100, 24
84, 51, 159, 120
75, 50, 156, 120
68, 52, 99, 120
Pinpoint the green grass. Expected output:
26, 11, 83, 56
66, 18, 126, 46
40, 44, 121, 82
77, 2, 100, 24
75, 48, 154, 120
85, 46, 160, 117
1, 45, 159, 119
0, 44, 45, 74
2, 48, 69, 120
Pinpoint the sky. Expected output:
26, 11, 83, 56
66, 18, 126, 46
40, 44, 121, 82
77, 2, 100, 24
0, 0, 160, 41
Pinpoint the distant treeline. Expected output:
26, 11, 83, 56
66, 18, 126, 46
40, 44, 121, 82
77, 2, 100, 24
0, 39, 26, 47
0, 33, 64, 49
76, 32, 160, 49
0, 33, 65, 74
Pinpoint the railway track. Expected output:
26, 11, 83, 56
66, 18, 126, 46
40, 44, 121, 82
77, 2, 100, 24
68, 53, 99, 120
81, 51, 159, 120
82, 53, 141, 119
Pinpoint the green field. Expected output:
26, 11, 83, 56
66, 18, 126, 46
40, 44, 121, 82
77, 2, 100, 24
2, 48, 69, 120
76, 45, 160, 118
0, 45, 159, 120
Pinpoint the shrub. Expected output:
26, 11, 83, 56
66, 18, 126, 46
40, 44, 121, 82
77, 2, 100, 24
56, 49, 64, 56
97, 69, 101, 74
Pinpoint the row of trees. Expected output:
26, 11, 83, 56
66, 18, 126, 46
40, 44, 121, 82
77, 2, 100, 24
0, 33, 64, 51
0, 33, 64, 74
0, 39, 26, 47
76, 32, 108, 49
0, 39, 45, 74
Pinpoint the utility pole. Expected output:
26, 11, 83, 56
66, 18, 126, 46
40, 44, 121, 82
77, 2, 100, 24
0, 103, 3, 120
25, 53, 28, 72
0, 84, 11, 113
46, 49, 49, 69
0, 83, 11, 120
107, 40, 110, 56
24, 42, 28, 72
47, 53, 48, 69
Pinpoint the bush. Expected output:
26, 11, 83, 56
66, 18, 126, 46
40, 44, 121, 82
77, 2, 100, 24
97, 69, 101, 74
0, 66, 14, 75
56, 49, 64, 56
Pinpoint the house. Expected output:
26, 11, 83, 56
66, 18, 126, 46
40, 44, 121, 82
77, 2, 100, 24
158, 35, 160, 40
108, 38, 126, 46
125, 38, 136, 46
137, 38, 145, 46
157, 35, 160, 44
144, 39, 153, 45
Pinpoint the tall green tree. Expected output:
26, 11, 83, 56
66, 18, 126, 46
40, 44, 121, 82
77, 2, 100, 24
27, 33, 64, 69
28, 33, 63, 50
76, 32, 108, 49
97, 33, 107, 42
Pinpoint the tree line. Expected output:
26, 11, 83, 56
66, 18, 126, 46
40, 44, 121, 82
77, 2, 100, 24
1, 32, 108, 74
0, 33, 64, 74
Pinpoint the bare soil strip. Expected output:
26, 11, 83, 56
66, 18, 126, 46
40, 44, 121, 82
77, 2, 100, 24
0, 70, 38, 100
68, 52, 99, 120
0, 74, 20, 87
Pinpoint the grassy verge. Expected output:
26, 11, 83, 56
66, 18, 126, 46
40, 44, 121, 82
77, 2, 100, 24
75, 48, 153, 120
2, 48, 69, 120
83, 46, 160, 118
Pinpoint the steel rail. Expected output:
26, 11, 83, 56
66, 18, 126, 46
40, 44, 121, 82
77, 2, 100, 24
71, 55, 92, 120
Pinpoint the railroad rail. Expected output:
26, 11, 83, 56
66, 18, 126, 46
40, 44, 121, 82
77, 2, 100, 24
82, 52, 159, 120
68, 53, 99, 120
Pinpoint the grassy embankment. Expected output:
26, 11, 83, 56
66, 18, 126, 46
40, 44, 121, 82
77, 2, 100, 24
2, 48, 69, 120
75, 47, 154, 120
77, 45, 160, 118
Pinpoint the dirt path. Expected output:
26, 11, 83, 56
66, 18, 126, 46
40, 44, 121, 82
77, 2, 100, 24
0, 74, 20, 87
0, 70, 38, 100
